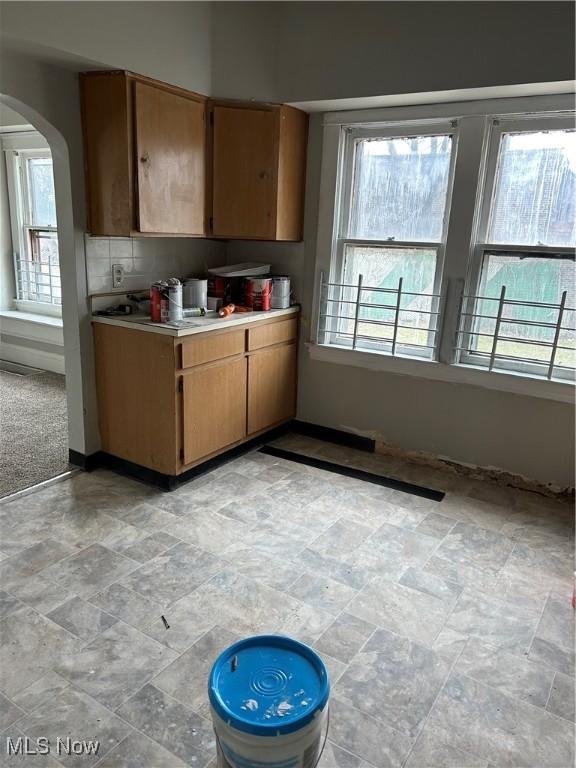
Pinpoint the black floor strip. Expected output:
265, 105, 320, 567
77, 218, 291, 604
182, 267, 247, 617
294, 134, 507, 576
259, 445, 445, 502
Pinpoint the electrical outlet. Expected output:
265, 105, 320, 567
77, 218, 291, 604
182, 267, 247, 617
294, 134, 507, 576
112, 263, 125, 288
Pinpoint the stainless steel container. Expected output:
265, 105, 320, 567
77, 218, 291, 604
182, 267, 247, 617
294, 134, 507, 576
183, 278, 208, 309
270, 276, 291, 309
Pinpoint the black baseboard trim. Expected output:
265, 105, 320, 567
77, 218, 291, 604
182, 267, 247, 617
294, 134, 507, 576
96, 453, 179, 491
85, 422, 292, 491
291, 420, 375, 453
259, 445, 445, 501
68, 449, 104, 471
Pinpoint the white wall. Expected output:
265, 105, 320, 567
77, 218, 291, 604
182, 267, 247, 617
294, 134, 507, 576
1, 2, 212, 94
211, 2, 279, 101
210, 2, 575, 104
0, 103, 29, 128
274, 2, 575, 103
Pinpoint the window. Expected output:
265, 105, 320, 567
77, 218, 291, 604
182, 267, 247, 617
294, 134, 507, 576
315, 99, 576, 391
461, 119, 575, 380
5, 147, 61, 308
319, 125, 456, 358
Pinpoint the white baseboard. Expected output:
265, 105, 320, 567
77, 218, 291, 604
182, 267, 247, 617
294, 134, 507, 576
0, 342, 65, 374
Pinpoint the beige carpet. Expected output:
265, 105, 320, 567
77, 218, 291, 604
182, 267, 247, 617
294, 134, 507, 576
0, 369, 69, 498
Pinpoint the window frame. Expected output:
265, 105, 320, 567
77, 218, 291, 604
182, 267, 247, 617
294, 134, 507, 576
459, 114, 575, 380
3, 135, 61, 314
325, 120, 458, 359
312, 94, 576, 401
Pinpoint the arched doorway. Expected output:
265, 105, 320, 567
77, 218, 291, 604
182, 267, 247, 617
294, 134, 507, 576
0, 94, 90, 496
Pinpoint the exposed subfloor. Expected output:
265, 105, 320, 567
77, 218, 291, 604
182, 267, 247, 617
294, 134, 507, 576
0, 432, 574, 767
0, 369, 69, 498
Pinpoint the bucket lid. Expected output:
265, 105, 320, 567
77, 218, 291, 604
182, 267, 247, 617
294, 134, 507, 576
208, 635, 329, 737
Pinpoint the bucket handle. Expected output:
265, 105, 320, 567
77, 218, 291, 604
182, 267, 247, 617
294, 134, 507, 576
213, 707, 330, 768
314, 706, 330, 767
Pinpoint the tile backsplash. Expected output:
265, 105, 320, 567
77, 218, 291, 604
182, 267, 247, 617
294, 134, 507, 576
85, 236, 226, 295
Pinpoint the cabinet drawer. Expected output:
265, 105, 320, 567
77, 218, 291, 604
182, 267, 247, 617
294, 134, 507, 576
181, 329, 245, 368
247, 317, 297, 351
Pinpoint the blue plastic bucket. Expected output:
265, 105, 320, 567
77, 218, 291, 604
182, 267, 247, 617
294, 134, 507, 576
208, 635, 330, 768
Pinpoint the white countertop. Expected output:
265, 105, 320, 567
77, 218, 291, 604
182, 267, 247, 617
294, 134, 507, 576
91, 306, 299, 337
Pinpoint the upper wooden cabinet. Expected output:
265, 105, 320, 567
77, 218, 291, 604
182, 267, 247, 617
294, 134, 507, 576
80, 71, 309, 241
210, 103, 308, 241
81, 71, 207, 237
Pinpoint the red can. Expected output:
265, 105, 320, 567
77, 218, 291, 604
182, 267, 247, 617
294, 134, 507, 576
244, 277, 272, 311
150, 284, 161, 322
208, 276, 231, 302
150, 282, 169, 323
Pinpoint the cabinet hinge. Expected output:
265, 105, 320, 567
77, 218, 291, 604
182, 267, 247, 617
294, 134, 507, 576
178, 379, 183, 393
179, 448, 184, 462
209, 112, 214, 127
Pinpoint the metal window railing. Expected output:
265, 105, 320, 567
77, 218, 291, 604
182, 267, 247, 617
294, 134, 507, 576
15, 253, 62, 305
455, 286, 575, 381
316, 271, 443, 359
14, 226, 61, 305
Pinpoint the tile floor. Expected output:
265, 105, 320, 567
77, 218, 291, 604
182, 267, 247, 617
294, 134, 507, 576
0, 433, 574, 767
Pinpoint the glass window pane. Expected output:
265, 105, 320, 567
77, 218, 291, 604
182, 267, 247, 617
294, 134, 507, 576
488, 130, 576, 247
27, 157, 57, 227
335, 245, 437, 354
471, 251, 575, 371
349, 134, 453, 242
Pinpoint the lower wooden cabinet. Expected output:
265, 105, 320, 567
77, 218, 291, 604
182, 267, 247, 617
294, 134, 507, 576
248, 343, 297, 435
182, 356, 247, 464
93, 312, 298, 479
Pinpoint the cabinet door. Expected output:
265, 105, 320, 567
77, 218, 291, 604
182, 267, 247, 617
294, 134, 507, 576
182, 357, 247, 465
135, 82, 206, 235
247, 343, 296, 435
212, 106, 277, 239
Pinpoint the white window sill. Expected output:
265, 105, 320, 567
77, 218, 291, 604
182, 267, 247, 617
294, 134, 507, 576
0, 309, 63, 327
13, 300, 62, 319
0, 310, 64, 346
307, 342, 575, 404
